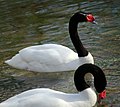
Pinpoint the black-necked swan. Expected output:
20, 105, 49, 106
5, 12, 96, 72
0, 64, 107, 107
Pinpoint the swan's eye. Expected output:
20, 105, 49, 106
86, 14, 95, 23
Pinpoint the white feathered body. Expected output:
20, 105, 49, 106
0, 88, 97, 107
5, 44, 94, 72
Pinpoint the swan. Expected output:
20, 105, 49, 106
5, 12, 96, 72
0, 64, 107, 107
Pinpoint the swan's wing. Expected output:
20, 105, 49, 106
2, 88, 54, 102
1, 96, 71, 107
5, 44, 78, 72
19, 44, 78, 64
0, 89, 71, 107
20, 48, 64, 65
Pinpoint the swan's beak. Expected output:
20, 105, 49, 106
92, 20, 98, 24
98, 90, 106, 104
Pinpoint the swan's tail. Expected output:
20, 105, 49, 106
0, 103, 16, 107
5, 59, 10, 64
4, 54, 28, 70
0, 103, 6, 107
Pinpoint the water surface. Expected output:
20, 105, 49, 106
0, 0, 120, 106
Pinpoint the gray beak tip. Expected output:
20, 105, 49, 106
93, 21, 98, 24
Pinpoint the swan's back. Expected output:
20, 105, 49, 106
20, 44, 78, 64
0, 88, 97, 107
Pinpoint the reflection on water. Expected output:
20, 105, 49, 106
0, 0, 120, 106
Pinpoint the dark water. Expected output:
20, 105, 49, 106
0, 0, 120, 106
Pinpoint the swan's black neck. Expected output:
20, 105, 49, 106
74, 64, 107, 93
69, 12, 88, 57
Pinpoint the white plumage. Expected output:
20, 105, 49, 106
5, 44, 94, 72
0, 88, 97, 107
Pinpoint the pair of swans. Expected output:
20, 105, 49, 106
1, 12, 107, 107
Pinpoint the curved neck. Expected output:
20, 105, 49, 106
69, 13, 88, 57
74, 64, 106, 93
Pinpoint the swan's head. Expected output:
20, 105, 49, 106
75, 11, 97, 24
